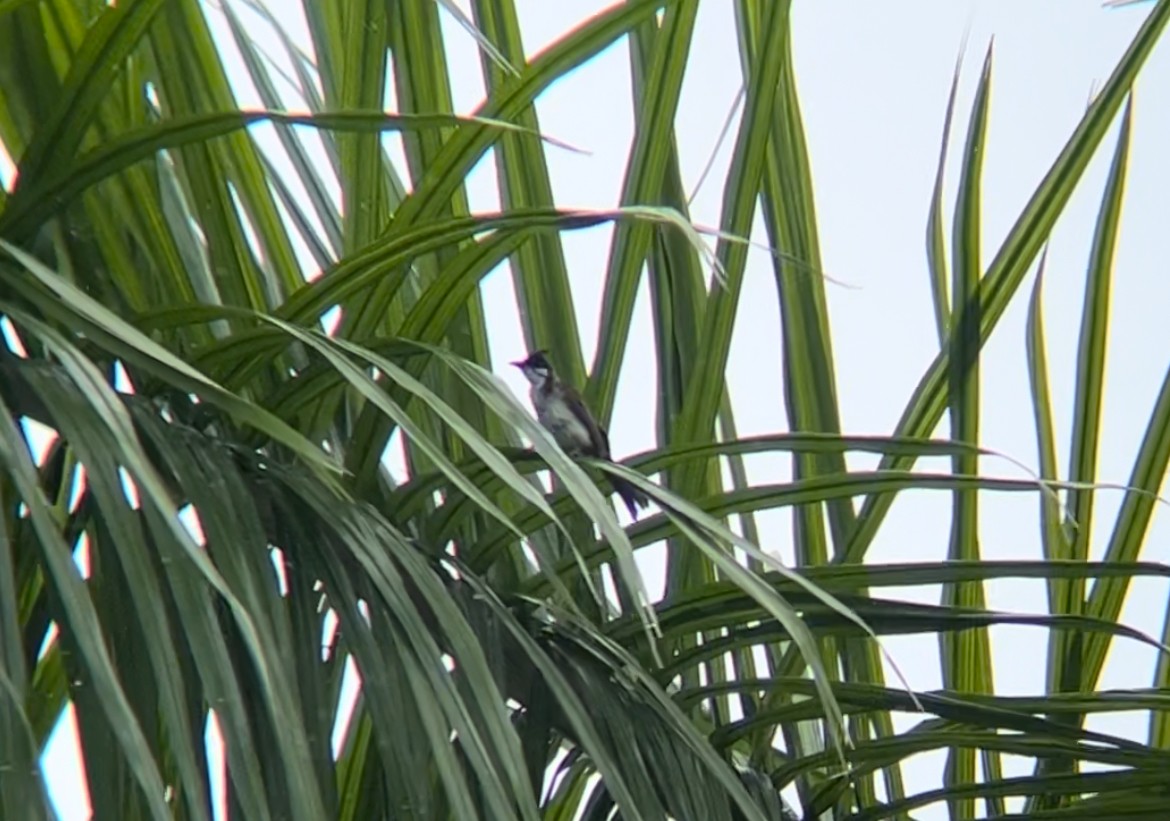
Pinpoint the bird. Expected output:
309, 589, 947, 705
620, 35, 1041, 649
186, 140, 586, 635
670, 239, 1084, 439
511, 350, 650, 519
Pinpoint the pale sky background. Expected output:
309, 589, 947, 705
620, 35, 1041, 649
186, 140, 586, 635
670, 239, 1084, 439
17, 0, 1170, 818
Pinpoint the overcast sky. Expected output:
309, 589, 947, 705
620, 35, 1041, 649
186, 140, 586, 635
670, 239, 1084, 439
28, 1, 1170, 818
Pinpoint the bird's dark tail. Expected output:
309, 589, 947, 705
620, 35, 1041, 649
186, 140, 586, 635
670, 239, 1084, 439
607, 474, 650, 520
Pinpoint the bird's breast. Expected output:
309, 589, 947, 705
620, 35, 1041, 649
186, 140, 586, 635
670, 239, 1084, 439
534, 393, 592, 453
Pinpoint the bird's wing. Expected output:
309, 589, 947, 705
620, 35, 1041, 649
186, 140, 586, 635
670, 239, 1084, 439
562, 385, 611, 459
598, 425, 613, 457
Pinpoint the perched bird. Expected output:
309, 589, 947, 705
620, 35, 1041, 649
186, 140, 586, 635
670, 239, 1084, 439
512, 350, 649, 519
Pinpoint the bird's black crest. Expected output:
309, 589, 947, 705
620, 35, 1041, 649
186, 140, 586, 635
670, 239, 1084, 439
516, 350, 552, 371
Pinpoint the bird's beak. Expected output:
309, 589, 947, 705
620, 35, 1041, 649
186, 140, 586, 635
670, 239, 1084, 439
510, 360, 525, 369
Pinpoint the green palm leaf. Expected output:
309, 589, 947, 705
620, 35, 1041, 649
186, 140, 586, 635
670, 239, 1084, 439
2, 0, 1169, 818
